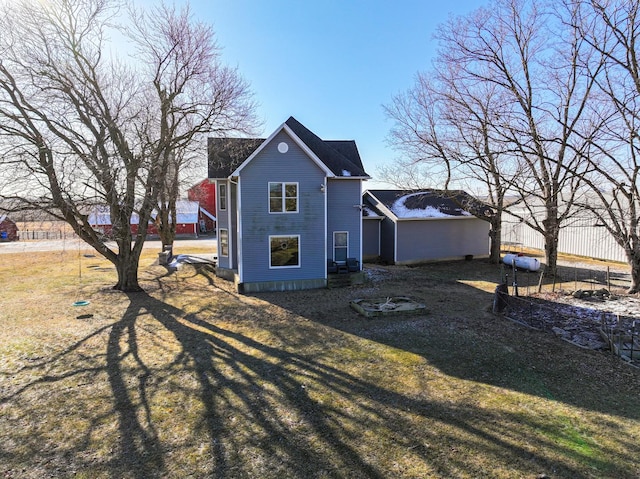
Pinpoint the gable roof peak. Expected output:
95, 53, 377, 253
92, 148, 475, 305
207, 117, 369, 179
283, 117, 368, 178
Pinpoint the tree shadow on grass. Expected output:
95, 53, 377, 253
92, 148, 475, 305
1, 261, 639, 478
104, 292, 389, 478
251, 261, 640, 473
96, 289, 632, 478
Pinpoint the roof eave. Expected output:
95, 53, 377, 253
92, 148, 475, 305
363, 190, 398, 221
231, 123, 335, 178
396, 215, 479, 221
329, 175, 371, 180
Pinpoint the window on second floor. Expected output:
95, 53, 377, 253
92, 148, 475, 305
269, 182, 298, 213
219, 183, 227, 211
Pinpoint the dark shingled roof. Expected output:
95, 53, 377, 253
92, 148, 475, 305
365, 189, 493, 219
208, 137, 264, 179
207, 117, 368, 179
284, 117, 368, 177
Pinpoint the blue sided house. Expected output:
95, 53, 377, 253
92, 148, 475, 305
209, 117, 370, 293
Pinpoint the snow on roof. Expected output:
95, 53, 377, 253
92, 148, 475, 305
390, 192, 472, 219
362, 206, 379, 217
341, 169, 352, 177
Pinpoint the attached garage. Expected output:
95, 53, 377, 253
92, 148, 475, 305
363, 190, 490, 265
362, 207, 383, 261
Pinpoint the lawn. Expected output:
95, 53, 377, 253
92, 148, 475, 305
0, 246, 639, 478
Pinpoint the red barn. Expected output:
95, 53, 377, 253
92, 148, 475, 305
0, 215, 19, 241
187, 179, 217, 233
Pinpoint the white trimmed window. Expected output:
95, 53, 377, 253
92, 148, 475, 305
269, 235, 300, 268
219, 229, 229, 256
269, 182, 298, 213
219, 183, 227, 211
334, 231, 348, 263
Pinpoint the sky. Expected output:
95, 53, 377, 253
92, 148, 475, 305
189, 0, 487, 188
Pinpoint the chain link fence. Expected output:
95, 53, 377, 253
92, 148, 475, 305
494, 260, 639, 367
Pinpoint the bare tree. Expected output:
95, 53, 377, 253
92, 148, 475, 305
390, 0, 600, 275
126, 3, 259, 251
384, 72, 519, 263
570, 0, 640, 292
383, 75, 459, 190
441, 79, 525, 264
0, 0, 257, 291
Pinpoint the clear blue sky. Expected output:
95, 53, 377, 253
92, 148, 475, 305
190, 1, 487, 188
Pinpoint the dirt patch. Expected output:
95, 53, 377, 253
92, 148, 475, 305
502, 286, 640, 363
354, 257, 640, 365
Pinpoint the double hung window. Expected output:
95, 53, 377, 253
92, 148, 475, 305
269, 182, 298, 213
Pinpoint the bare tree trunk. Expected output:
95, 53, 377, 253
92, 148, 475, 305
113, 240, 142, 292
489, 213, 502, 264
624, 241, 640, 294
113, 236, 143, 292
629, 257, 640, 294
543, 217, 560, 277
114, 254, 142, 292
544, 235, 559, 278
156, 148, 180, 252
156, 200, 176, 251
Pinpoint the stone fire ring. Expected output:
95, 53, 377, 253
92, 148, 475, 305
350, 296, 427, 318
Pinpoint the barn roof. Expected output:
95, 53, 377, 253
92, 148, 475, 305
88, 200, 201, 226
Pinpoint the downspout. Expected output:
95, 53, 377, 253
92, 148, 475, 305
394, 218, 398, 264
359, 180, 364, 266
323, 178, 328, 279
214, 181, 220, 256
230, 176, 241, 282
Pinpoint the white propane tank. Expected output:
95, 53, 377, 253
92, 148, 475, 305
502, 253, 541, 272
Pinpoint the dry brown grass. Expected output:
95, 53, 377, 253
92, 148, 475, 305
1, 250, 639, 478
